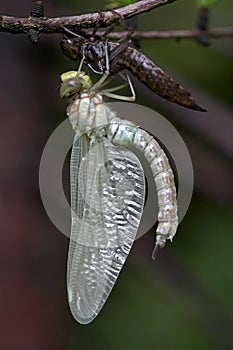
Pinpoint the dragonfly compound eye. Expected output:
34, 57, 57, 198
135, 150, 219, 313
60, 81, 79, 98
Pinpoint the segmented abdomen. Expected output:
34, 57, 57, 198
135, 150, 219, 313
106, 119, 178, 251
108, 43, 205, 111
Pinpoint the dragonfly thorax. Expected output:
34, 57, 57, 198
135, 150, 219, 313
60, 70, 117, 136
67, 93, 116, 137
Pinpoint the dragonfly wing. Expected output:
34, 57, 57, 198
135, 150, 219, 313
68, 135, 145, 324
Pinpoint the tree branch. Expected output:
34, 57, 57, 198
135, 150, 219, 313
0, 0, 176, 35
101, 27, 233, 40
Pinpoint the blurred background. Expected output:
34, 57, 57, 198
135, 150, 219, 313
0, 0, 232, 349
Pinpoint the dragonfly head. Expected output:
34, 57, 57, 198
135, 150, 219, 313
60, 70, 92, 98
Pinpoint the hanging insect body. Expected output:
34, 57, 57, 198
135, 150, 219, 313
60, 45, 178, 324
60, 36, 206, 111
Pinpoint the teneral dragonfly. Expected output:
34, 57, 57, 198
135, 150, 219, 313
60, 60, 178, 324
60, 36, 206, 112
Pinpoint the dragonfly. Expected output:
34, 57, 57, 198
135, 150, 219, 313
60, 35, 206, 112
60, 48, 178, 324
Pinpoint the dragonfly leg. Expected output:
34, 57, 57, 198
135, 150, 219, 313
61, 25, 85, 41
101, 9, 124, 39
91, 10, 110, 37
77, 48, 86, 72
93, 41, 111, 89
86, 63, 104, 75
90, 9, 126, 40
92, 41, 135, 101
102, 72, 135, 101
103, 8, 140, 50
105, 19, 134, 70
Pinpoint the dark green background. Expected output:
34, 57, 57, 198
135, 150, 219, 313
0, 1, 232, 349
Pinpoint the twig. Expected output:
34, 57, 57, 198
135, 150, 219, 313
98, 27, 233, 40
0, 0, 176, 35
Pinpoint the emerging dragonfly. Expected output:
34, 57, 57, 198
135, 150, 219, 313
60, 47, 178, 324
60, 35, 206, 111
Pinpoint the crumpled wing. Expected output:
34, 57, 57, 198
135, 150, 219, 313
67, 134, 145, 324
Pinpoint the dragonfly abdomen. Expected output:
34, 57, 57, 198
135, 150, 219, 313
106, 120, 178, 250
116, 45, 204, 111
